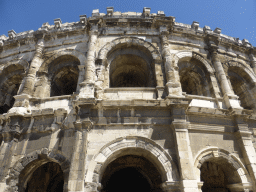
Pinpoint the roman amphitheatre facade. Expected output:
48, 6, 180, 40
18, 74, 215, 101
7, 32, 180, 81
0, 7, 256, 192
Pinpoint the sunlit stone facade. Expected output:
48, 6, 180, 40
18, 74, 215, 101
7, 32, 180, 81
0, 7, 256, 192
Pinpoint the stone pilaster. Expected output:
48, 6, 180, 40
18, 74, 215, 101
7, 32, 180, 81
233, 112, 256, 191
20, 39, 44, 96
160, 31, 183, 97
19, 117, 34, 155
167, 98, 198, 192
0, 119, 21, 183
209, 46, 241, 109
154, 59, 165, 99
78, 24, 98, 99
68, 117, 92, 192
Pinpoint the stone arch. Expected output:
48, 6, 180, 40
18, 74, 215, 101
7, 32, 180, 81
39, 49, 87, 72
194, 147, 252, 191
0, 59, 28, 76
85, 136, 179, 190
223, 60, 256, 84
224, 60, 256, 110
97, 37, 164, 88
174, 51, 216, 97
35, 49, 86, 97
0, 62, 25, 114
98, 37, 161, 61
6, 148, 70, 192
174, 51, 215, 75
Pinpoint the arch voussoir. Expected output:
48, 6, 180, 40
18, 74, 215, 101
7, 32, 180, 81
97, 37, 161, 61
194, 147, 251, 185
227, 60, 256, 83
7, 148, 70, 192
39, 49, 86, 73
174, 51, 215, 74
91, 136, 179, 183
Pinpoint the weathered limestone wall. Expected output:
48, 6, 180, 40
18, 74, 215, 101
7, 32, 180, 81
0, 7, 256, 192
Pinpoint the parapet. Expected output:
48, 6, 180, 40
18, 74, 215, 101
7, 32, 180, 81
0, 7, 255, 52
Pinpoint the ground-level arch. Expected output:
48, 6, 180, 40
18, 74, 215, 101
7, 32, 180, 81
6, 148, 70, 192
84, 136, 179, 192
194, 147, 252, 192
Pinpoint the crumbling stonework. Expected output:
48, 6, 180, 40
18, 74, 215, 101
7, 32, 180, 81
0, 7, 256, 192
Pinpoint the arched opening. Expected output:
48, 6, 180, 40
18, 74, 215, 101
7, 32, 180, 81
200, 159, 241, 192
101, 155, 163, 192
108, 47, 155, 88
0, 65, 24, 114
228, 67, 255, 110
50, 66, 78, 96
24, 162, 64, 192
105, 167, 151, 192
178, 60, 211, 97
48, 55, 79, 97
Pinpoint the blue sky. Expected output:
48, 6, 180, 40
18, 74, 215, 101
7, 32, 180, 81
0, 0, 256, 46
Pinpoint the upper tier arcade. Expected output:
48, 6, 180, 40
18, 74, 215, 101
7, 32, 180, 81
0, 7, 256, 117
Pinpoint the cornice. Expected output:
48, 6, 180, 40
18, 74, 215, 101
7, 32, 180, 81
0, 7, 255, 56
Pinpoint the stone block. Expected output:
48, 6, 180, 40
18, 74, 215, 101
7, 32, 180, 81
1, 8, 256, 192
178, 151, 190, 159
68, 180, 77, 191
145, 143, 160, 157
94, 153, 107, 163
94, 163, 102, 174
136, 140, 146, 148
109, 142, 127, 151
181, 180, 198, 188
179, 159, 195, 180
101, 147, 112, 157
158, 153, 168, 164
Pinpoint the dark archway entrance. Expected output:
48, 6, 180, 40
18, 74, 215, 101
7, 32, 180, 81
24, 162, 64, 192
101, 155, 163, 192
105, 167, 151, 192
200, 160, 241, 192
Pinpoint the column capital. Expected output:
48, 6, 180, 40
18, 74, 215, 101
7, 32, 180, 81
160, 33, 169, 47
34, 38, 45, 58
209, 45, 218, 53
89, 23, 99, 36
208, 45, 220, 63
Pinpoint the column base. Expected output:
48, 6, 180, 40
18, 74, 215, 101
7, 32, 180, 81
181, 180, 199, 192
156, 86, 165, 99
95, 87, 104, 100
223, 93, 243, 109
5, 94, 32, 117
77, 82, 95, 99
166, 82, 183, 97
161, 181, 180, 192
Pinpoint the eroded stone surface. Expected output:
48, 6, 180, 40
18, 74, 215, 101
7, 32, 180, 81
0, 7, 256, 192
